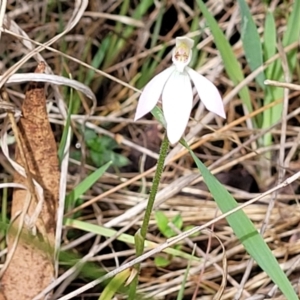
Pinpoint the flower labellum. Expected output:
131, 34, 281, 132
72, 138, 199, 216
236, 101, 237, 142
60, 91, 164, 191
134, 36, 226, 144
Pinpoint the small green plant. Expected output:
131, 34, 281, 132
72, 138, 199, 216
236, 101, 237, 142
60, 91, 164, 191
154, 211, 182, 267
155, 211, 183, 238
154, 211, 199, 267
73, 129, 130, 169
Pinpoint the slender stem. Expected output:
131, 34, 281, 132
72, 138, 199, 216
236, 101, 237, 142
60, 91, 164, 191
139, 136, 169, 241
128, 136, 169, 299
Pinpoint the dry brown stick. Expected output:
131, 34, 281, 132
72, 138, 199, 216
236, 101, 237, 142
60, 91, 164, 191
0, 88, 48, 280
1, 62, 60, 299
1, 87, 48, 240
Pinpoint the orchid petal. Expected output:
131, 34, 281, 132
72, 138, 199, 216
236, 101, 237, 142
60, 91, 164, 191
186, 67, 226, 118
134, 66, 175, 121
162, 71, 193, 144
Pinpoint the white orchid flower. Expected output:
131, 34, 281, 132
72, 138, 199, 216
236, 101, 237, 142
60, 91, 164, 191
134, 36, 226, 144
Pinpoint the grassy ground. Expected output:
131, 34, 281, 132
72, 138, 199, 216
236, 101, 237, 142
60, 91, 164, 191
1, 0, 300, 299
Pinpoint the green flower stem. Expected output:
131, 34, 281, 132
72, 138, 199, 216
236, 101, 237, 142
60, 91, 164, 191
128, 136, 169, 299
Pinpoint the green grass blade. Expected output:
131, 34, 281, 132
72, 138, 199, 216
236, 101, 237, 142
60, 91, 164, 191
1, 181, 8, 250
136, 2, 165, 88
105, 0, 130, 65
282, 0, 300, 67
104, 0, 154, 68
176, 247, 195, 300
99, 269, 130, 300
196, 0, 253, 116
151, 106, 166, 127
189, 16, 201, 68
58, 87, 73, 163
263, 11, 276, 79
64, 218, 200, 262
261, 11, 277, 144
138, 47, 166, 88
65, 161, 112, 208
270, 0, 300, 123
186, 146, 297, 299
262, 3, 300, 148
85, 37, 110, 85
237, 0, 265, 89
149, 3, 164, 49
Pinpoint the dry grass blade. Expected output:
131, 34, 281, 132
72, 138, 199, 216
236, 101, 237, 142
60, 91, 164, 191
264, 79, 300, 91
0, 100, 21, 117
58, 168, 300, 299
0, 0, 6, 41
212, 232, 227, 300
3, 73, 96, 103
84, 11, 145, 27
0, 0, 88, 88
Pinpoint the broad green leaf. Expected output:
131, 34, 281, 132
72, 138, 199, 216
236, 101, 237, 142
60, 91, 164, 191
90, 151, 130, 168
151, 106, 166, 127
155, 211, 169, 236
184, 225, 200, 238
82, 131, 129, 168
155, 211, 183, 238
154, 256, 170, 267
186, 146, 297, 299
238, 0, 265, 88
172, 214, 183, 231
85, 132, 119, 152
